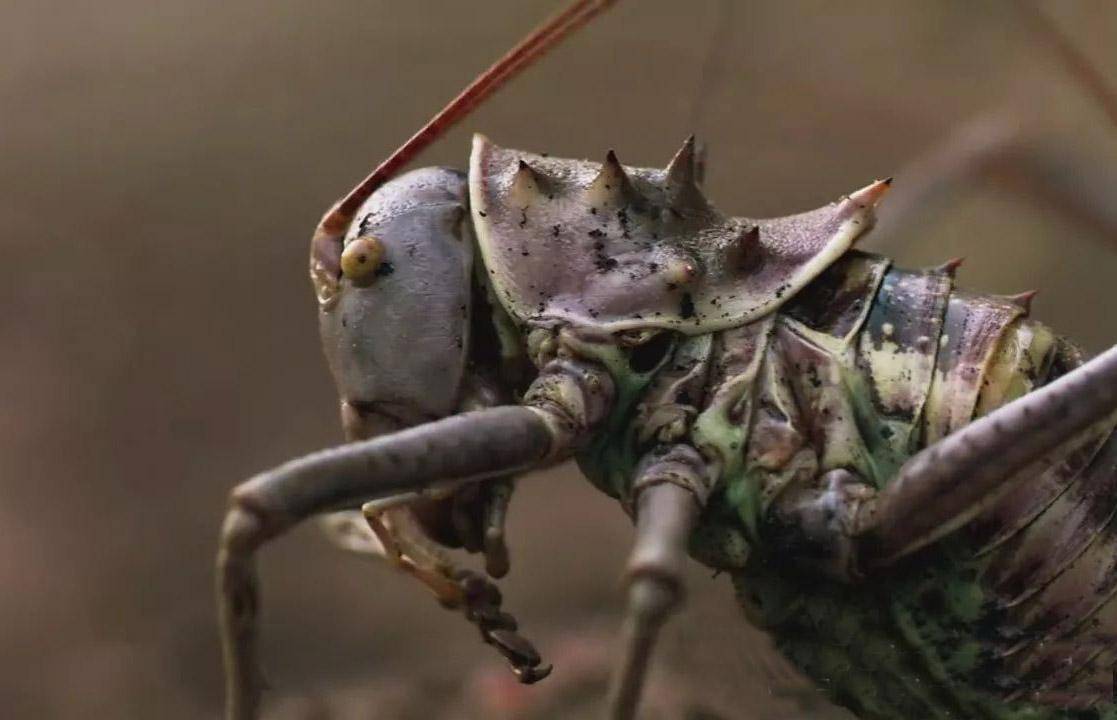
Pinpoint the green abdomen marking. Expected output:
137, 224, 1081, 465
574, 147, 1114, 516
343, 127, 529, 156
578, 252, 1117, 719
737, 546, 1117, 720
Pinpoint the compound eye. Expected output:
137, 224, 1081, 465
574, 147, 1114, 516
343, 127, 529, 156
340, 235, 384, 280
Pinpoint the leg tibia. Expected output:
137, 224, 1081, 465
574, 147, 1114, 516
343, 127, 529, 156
608, 445, 708, 720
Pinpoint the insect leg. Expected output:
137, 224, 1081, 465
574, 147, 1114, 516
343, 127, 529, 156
358, 496, 553, 683
217, 359, 614, 720
766, 469, 877, 582
321, 480, 543, 679
856, 344, 1117, 568
319, 399, 467, 594
217, 409, 552, 720
317, 397, 449, 560
481, 477, 514, 578
318, 509, 387, 557
361, 498, 464, 599
607, 445, 708, 720
326, 373, 516, 575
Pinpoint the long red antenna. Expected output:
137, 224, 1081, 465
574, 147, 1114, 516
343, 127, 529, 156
318, 0, 618, 237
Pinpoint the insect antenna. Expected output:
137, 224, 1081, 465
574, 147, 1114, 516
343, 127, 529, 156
685, 0, 735, 181
316, 0, 619, 239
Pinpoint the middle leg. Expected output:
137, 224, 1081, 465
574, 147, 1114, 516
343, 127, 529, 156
607, 444, 711, 720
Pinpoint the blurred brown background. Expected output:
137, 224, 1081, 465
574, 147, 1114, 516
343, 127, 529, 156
2, 1, 1115, 718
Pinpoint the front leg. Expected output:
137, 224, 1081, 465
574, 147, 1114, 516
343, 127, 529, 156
331, 398, 483, 607
323, 364, 520, 577
216, 358, 614, 720
357, 496, 552, 682
316, 402, 457, 585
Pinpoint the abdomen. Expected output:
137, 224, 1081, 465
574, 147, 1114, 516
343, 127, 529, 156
733, 252, 1117, 719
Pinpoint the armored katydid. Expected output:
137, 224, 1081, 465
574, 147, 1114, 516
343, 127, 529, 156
217, 1, 1117, 718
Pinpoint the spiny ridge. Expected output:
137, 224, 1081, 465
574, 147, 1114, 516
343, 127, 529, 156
725, 224, 760, 270
584, 150, 639, 208
931, 257, 965, 278
663, 135, 708, 213
1004, 290, 1038, 315
510, 159, 547, 208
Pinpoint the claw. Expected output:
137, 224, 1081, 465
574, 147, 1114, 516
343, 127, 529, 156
489, 628, 541, 665
514, 663, 553, 684
456, 569, 552, 685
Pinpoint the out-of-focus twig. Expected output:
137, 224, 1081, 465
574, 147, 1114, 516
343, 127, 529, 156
689, 0, 735, 184
1012, 0, 1117, 130
688, 0, 735, 136
870, 3, 1117, 253
870, 111, 1117, 252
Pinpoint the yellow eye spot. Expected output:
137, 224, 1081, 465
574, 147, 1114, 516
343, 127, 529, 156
340, 235, 384, 280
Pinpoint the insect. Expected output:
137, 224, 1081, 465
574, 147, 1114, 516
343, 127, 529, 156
216, 1, 1117, 718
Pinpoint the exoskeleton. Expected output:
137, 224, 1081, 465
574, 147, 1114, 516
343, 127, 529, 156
216, 2, 1117, 719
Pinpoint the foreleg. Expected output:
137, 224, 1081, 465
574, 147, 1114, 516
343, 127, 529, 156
216, 358, 613, 720
318, 509, 386, 557
322, 370, 518, 592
